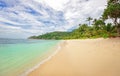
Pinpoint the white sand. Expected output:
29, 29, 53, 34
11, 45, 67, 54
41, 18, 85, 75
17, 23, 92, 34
28, 38, 120, 76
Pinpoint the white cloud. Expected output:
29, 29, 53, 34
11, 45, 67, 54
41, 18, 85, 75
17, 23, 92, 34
0, 0, 107, 38
35, 0, 69, 11
64, 0, 107, 25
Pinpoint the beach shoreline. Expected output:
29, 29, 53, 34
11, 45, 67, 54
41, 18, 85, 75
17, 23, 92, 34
28, 38, 120, 76
20, 40, 64, 76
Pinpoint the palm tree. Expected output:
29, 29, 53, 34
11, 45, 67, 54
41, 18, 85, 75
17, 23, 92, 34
87, 17, 93, 25
94, 19, 105, 29
102, 23, 116, 37
93, 18, 97, 25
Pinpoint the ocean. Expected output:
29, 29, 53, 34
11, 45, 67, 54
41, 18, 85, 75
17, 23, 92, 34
0, 38, 60, 76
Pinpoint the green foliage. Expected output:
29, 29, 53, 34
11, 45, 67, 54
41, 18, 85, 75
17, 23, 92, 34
103, 0, 120, 35
29, 31, 71, 40
103, 2, 120, 19
29, 21, 117, 39
93, 19, 105, 30
29, 36, 37, 39
87, 17, 93, 25
102, 34, 109, 38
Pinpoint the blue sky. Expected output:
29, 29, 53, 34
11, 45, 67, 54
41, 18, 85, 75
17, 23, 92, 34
0, 0, 107, 38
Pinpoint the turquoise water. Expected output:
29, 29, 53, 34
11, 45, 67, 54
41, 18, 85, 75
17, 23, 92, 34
0, 38, 60, 76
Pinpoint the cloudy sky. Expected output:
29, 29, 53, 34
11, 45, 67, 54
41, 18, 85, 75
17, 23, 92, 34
0, 0, 107, 38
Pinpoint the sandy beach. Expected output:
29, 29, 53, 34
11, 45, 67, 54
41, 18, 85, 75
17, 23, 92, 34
28, 38, 120, 76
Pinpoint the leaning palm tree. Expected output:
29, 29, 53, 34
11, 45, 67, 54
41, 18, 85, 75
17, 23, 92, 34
87, 17, 93, 25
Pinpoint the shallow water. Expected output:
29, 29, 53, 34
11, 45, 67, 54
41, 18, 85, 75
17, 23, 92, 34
0, 38, 59, 76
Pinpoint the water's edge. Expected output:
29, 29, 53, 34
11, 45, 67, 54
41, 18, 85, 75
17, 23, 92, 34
20, 40, 64, 76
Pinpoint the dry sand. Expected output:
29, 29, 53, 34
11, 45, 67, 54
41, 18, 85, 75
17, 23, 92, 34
28, 38, 120, 76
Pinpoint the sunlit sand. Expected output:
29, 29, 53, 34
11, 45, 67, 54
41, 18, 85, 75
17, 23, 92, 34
28, 38, 120, 76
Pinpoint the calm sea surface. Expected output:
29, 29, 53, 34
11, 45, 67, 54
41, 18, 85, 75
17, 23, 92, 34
0, 38, 60, 76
